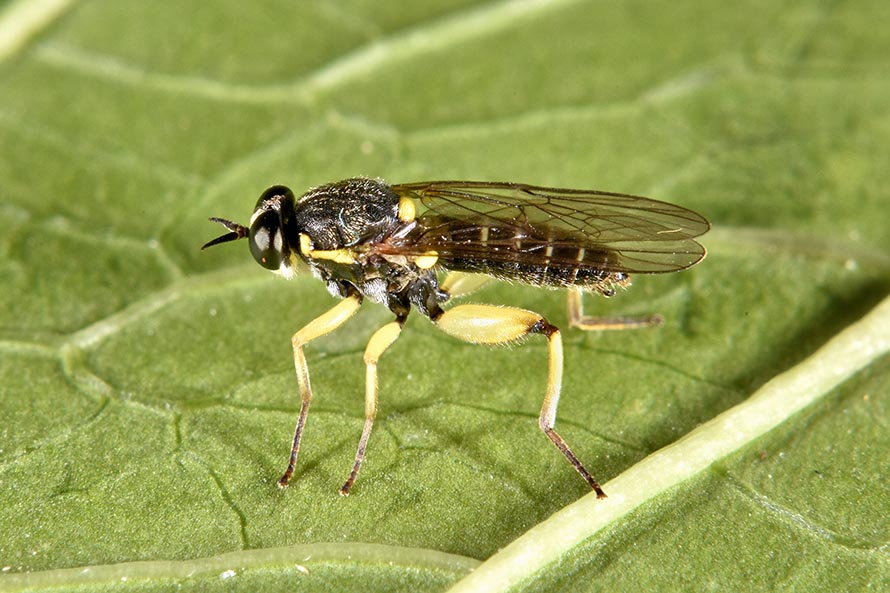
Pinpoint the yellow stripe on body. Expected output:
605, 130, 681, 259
311, 249, 357, 265
299, 232, 357, 265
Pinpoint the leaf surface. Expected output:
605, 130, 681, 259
1, 1, 888, 591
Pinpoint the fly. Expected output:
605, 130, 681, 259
202, 178, 710, 497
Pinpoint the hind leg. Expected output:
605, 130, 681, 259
433, 303, 607, 497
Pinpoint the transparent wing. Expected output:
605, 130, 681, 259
384, 181, 710, 274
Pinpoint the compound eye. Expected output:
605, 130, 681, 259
249, 209, 285, 270
248, 185, 296, 271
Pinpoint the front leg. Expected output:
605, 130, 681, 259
433, 303, 607, 497
278, 293, 363, 488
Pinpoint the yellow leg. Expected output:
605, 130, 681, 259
567, 287, 662, 331
440, 271, 492, 300
434, 303, 607, 497
339, 319, 404, 496
278, 294, 363, 488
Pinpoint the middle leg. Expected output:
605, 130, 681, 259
339, 316, 406, 495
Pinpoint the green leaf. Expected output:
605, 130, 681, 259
1, 1, 888, 592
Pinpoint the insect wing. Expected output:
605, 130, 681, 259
388, 181, 709, 274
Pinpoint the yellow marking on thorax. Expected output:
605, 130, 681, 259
312, 249, 357, 265
298, 233, 356, 265
414, 251, 439, 269
398, 196, 416, 222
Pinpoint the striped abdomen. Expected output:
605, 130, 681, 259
412, 220, 627, 290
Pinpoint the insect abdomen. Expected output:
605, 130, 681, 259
439, 224, 620, 289
448, 255, 617, 289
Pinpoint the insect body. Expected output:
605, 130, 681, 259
203, 178, 709, 497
